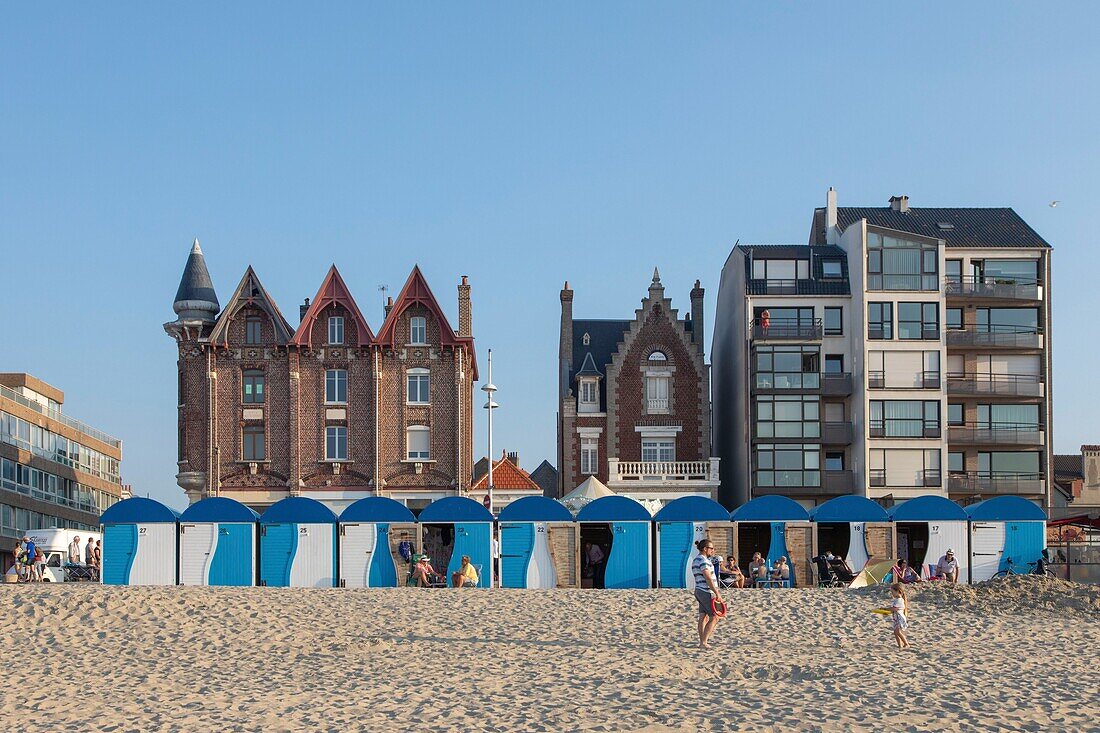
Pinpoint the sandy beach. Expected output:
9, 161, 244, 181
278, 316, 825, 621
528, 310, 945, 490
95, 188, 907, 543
2, 576, 1097, 732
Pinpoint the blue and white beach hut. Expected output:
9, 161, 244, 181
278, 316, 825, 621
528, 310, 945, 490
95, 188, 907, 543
810, 496, 893, 573
731, 495, 812, 586
654, 496, 730, 589
100, 497, 179, 586
498, 496, 577, 589
338, 497, 418, 588
178, 497, 258, 586
966, 496, 1047, 583
259, 497, 337, 588
418, 497, 493, 588
576, 495, 652, 589
889, 496, 968, 582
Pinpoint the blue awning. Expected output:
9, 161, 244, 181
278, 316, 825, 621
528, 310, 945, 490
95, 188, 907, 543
100, 497, 179, 524
179, 497, 259, 523
498, 496, 573, 523
577, 495, 651, 522
653, 496, 730, 522
339, 496, 417, 524
731, 495, 809, 522
810, 495, 889, 523
965, 496, 1046, 522
260, 497, 337, 524
418, 496, 494, 523
889, 495, 967, 522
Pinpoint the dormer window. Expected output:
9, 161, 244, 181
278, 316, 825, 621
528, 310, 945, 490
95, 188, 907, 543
582, 332, 591, 346
752, 259, 809, 281
328, 316, 344, 345
649, 351, 667, 361
245, 317, 262, 345
821, 261, 843, 279
578, 378, 600, 414
410, 316, 427, 345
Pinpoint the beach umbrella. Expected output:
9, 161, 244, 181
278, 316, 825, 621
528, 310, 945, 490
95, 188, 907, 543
848, 558, 897, 589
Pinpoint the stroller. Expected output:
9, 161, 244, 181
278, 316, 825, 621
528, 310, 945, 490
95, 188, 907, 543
812, 555, 844, 587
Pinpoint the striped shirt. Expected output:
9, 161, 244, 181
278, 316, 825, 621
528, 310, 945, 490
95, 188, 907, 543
692, 554, 716, 591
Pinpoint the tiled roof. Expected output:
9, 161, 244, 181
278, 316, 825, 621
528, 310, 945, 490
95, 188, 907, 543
529, 460, 559, 497
810, 206, 1050, 249
471, 452, 541, 491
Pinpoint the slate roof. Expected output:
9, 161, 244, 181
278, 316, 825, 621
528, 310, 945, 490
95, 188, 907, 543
1053, 454, 1084, 480
529, 460, 560, 498
173, 240, 220, 313
739, 244, 851, 296
568, 319, 631, 411
810, 206, 1050, 249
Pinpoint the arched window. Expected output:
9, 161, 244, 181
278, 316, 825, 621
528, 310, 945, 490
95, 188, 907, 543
649, 351, 667, 361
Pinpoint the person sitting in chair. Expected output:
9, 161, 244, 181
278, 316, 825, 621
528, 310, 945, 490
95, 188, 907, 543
452, 555, 479, 588
770, 556, 790, 584
891, 559, 921, 584
828, 554, 856, 583
413, 556, 438, 587
748, 552, 768, 585
719, 555, 745, 588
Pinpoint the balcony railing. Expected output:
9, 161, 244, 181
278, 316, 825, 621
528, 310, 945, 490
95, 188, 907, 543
0, 383, 122, 448
869, 469, 942, 488
948, 472, 1045, 496
946, 326, 1043, 349
754, 372, 820, 390
750, 318, 823, 342
945, 276, 1040, 301
869, 419, 941, 439
946, 373, 1044, 397
948, 423, 1045, 445
821, 372, 853, 396
868, 371, 941, 390
867, 274, 940, 292
609, 458, 720, 486
753, 470, 824, 495
748, 279, 801, 295
646, 398, 669, 413
823, 470, 855, 493
822, 421, 853, 445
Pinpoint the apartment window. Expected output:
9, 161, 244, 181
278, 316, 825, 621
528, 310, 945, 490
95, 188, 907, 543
325, 369, 347, 404
867, 231, 938, 290
869, 448, 941, 487
946, 308, 963, 330
824, 451, 845, 471
824, 355, 844, 374
821, 260, 843, 279
978, 259, 1039, 285
245, 317, 262, 345
328, 316, 344, 345
755, 444, 820, 488
976, 404, 1040, 430
326, 426, 347, 461
869, 400, 940, 438
868, 351, 939, 389
868, 303, 893, 340
945, 259, 962, 284
407, 369, 430, 404
243, 425, 265, 461
978, 451, 1040, 478
406, 426, 430, 460
976, 307, 1039, 334
948, 451, 964, 474
242, 370, 265, 404
646, 375, 670, 413
410, 316, 427, 345
754, 306, 816, 337
641, 439, 675, 463
755, 346, 819, 389
751, 259, 808, 281
948, 404, 964, 426
898, 302, 939, 340
824, 307, 843, 336
756, 395, 820, 439
580, 437, 599, 475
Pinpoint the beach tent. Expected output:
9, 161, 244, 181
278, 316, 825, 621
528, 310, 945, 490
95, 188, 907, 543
418, 497, 493, 588
100, 497, 179, 586
731, 495, 812, 587
810, 496, 892, 573
259, 498, 337, 588
498, 496, 577, 588
653, 496, 731, 589
965, 496, 1047, 583
889, 496, 968, 582
560, 475, 615, 513
178, 497, 258, 586
576, 495, 652, 589
338, 497, 417, 588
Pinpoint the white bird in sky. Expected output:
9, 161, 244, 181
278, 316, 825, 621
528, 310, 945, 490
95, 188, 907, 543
1049, 201, 1059, 208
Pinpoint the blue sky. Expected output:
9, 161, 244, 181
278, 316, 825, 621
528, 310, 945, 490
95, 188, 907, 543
2, 4, 1097, 510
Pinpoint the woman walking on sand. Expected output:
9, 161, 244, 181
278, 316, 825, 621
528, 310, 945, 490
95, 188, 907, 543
691, 539, 724, 650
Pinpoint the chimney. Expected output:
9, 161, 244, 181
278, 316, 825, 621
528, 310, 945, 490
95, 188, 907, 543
825, 187, 839, 245
507, 450, 518, 468
889, 195, 910, 213
689, 279, 705, 353
457, 275, 472, 337
299, 297, 310, 323
383, 296, 394, 319
559, 282, 574, 399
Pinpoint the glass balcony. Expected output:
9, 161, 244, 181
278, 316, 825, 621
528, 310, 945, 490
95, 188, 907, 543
821, 372, 853, 396
946, 373, 1044, 397
948, 423, 1044, 446
948, 472, 1045, 496
946, 326, 1043, 349
822, 422, 853, 445
945, 276, 1040, 301
750, 318, 823, 342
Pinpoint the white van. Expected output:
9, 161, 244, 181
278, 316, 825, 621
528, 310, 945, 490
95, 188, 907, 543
5, 528, 102, 582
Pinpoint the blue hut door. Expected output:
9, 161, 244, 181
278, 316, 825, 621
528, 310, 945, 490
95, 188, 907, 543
449, 522, 491, 587
657, 521, 693, 589
1002, 521, 1044, 571
500, 522, 535, 588
367, 524, 399, 588
209, 524, 253, 586
606, 522, 650, 589
103, 524, 137, 585
260, 523, 297, 587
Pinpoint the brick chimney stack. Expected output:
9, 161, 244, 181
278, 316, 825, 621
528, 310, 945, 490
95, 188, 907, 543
507, 450, 519, 468
299, 298, 310, 323
384, 296, 394, 319
689, 279, 705, 353
458, 275, 472, 337
890, 195, 910, 213
559, 282, 574, 396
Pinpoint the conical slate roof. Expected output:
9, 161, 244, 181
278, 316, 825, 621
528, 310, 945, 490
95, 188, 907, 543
576, 351, 602, 378
173, 239, 220, 321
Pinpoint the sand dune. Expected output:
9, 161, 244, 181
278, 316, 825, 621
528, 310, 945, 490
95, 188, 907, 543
2, 576, 1097, 732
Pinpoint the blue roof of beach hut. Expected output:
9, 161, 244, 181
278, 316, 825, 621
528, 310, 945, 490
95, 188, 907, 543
653, 496, 730, 522
731, 495, 810, 522
810, 495, 889, 523
497, 496, 573, 523
965, 496, 1046, 522
100, 497, 179, 525
576, 495, 651, 522
179, 497, 259, 523
339, 496, 417, 524
260, 497, 337, 524
888, 495, 967, 522
418, 496, 494, 523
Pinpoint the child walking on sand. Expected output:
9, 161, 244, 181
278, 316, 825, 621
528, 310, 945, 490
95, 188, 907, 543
880, 583, 910, 649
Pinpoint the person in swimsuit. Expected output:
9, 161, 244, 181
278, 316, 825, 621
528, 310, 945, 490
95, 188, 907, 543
691, 539, 724, 650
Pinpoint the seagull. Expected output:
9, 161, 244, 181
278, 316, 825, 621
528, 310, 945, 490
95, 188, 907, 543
1049, 201, 1059, 208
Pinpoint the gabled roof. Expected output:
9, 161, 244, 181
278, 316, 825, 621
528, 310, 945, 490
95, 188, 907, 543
1053, 454, 1084, 480
529, 460, 559, 497
291, 265, 375, 347
811, 206, 1050, 249
208, 267, 295, 345
576, 351, 603, 378
471, 451, 541, 491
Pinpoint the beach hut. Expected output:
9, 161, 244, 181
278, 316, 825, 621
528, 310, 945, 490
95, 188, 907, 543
338, 497, 417, 588
576, 495, 652, 589
100, 497, 179, 586
417, 496, 493, 588
178, 497, 258, 586
965, 496, 1047, 583
653, 496, 732, 589
731, 495, 812, 586
259, 497, 337, 588
498, 496, 578, 588
888, 496, 968, 582
810, 496, 893, 573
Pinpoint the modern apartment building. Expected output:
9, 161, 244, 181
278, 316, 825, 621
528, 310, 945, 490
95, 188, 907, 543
0, 373, 123, 552
713, 190, 1054, 510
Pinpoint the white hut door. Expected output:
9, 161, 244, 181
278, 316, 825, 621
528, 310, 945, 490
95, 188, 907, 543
339, 523, 378, 588
970, 522, 1005, 583
847, 523, 870, 572
179, 523, 217, 585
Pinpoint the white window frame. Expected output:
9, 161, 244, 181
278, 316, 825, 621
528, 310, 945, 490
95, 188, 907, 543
325, 369, 347, 404
646, 374, 670, 414
325, 426, 348, 461
641, 438, 676, 463
580, 437, 599, 475
406, 426, 430, 460
410, 316, 427, 345
407, 368, 430, 405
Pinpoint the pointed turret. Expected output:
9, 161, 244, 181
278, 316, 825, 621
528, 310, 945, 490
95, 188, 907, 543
648, 266, 664, 299
172, 239, 220, 323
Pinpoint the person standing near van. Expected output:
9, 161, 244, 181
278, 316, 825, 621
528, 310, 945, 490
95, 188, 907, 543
24, 537, 37, 583
69, 536, 82, 565
84, 537, 94, 566
93, 540, 102, 580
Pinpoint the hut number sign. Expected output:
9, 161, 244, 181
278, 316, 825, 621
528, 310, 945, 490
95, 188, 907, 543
299, 527, 310, 537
